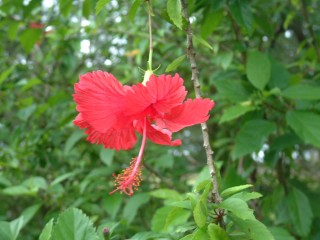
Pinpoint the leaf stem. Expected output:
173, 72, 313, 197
147, 0, 153, 71
181, 0, 222, 203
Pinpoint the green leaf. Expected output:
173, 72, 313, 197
149, 189, 182, 201
208, 223, 230, 240
51, 208, 99, 240
213, 79, 252, 102
231, 192, 262, 202
228, 0, 253, 33
221, 184, 253, 198
99, 148, 115, 166
246, 50, 271, 90
123, 193, 150, 224
286, 187, 313, 237
51, 170, 82, 186
165, 55, 186, 72
95, 0, 111, 15
0, 66, 15, 85
230, 215, 275, 240
2, 186, 31, 196
232, 120, 276, 158
58, 0, 73, 17
269, 227, 295, 240
10, 217, 23, 240
21, 204, 41, 227
193, 199, 207, 228
8, 21, 20, 41
151, 206, 190, 233
167, 0, 182, 29
128, 0, 141, 22
0, 221, 13, 240
103, 194, 123, 220
200, 10, 223, 39
286, 111, 320, 147
220, 198, 255, 220
39, 219, 54, 240
219, 104, 255, 124
82, 0, 91, 19
64, 130, 84, 155
19, 29, 41, 53
282, 84, 320, 100
193, 35, 213, 50
269, 133, 302, 151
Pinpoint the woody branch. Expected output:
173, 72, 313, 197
181, 0, 222, 203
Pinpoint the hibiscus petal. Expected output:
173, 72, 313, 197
157, 98, 215, 132
146, 74, 187, 113
74, 113, 137, 150
124, 74, 187, 118
138, 122, 181, 146
73, 71, 127, 132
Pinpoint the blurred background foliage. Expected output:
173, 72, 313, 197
0, 0, 320, 239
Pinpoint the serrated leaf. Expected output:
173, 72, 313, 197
282, 84, 320, 100
165, 55, 186, 72
128, 0, 141, 22
219, 198, 255, 220
167, 0, 182, 29
193, 35, 213, 50
286, 187, 313, 237
95, 0, 111, 15
39, 219, 54, 240
51, 208, 99, 240
232, 119, 276, 158
219, 104, 255, 124
229, 0, 253, 33
286, 111, 320, 147
221, 184, 253, 198
151, 206, 172, 232
246, 50, 271, 90
230, 215, 275, 240
208, 223, 230, 240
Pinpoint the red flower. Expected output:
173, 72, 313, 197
73, 71, 214, 196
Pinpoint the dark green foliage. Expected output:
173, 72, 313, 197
0, 0, 319, 239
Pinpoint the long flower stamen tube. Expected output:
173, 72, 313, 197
109, 118, 147, 196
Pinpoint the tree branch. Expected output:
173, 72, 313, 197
181, 0, 222, 203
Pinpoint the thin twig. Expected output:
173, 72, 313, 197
181, 0, 222, 203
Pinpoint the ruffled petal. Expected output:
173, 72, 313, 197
73, 71, 128, 132
74, 113, 137, 150
124, 74, 187, 118
135, 121, 181, 146
157, 98, 215, 132
146, 74, 187, 113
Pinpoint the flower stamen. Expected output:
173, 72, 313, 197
109, 118, 147, 196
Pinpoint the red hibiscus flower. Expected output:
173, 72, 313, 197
73, 71, 214, 196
